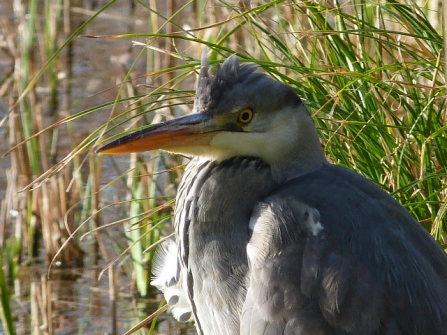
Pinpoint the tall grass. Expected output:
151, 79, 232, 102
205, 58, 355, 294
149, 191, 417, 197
0, 248, 15, 335
2, 0, 85, 267
95, 0, 446, 242
0, 0, 114, 333
2, 0, 446, 333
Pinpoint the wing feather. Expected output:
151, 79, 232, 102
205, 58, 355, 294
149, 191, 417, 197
241, 164, 447, 335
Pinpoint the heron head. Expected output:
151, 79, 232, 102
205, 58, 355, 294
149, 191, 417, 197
98, 52, 325, 171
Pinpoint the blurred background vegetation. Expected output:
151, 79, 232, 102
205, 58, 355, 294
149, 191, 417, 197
0, 0, 446, 334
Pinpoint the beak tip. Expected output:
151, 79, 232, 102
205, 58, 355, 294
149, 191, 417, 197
96, 113, 215, 155
95, 144, 112, 155
96, 140, 128, 155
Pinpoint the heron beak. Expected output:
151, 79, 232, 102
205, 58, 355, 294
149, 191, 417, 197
97, 113, 226, 155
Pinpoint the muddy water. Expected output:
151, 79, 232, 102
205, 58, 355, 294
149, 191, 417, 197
0, 1, 193, 334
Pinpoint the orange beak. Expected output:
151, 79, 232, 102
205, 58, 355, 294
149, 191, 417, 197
97, 113, 228, 155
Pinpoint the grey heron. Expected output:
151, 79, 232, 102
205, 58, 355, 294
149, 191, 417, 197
98, 53, 447, 335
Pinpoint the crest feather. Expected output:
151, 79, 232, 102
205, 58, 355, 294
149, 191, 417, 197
193, 50, 258, 113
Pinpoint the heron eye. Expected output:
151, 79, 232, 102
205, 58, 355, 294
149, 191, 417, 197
237, 109, 254, 124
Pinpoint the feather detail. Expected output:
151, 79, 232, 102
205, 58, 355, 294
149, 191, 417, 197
151, 239, 193, 322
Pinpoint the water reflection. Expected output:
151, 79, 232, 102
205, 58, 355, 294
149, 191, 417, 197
14, 265, 141, 334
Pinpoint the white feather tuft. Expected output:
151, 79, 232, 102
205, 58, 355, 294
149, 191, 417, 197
151, 239, 193, 323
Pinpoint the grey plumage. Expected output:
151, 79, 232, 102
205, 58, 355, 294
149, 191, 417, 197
175, 157, 278, 335
242, 164, 447, 334
99, 53, 447, 335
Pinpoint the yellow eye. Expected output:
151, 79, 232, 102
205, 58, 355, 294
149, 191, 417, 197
237, 108, 254, 124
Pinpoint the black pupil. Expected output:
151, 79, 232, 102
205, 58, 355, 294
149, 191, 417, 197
241, 111, 250, 121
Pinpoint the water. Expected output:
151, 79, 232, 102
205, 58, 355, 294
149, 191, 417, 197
0, 1, 192, 334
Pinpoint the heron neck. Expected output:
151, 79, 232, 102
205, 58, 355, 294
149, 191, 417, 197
270, 113, 327, 182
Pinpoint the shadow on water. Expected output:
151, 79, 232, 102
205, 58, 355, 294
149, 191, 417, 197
0, 0, 194, 334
